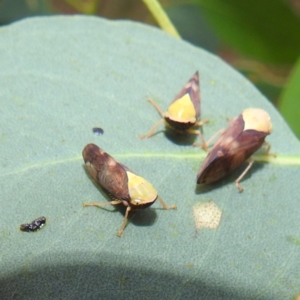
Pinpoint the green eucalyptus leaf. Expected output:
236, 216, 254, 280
0, 16, 300, 300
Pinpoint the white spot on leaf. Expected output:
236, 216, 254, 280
193, 201, 222, 230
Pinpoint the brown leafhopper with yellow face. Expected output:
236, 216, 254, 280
140, 72, 208, 148
82, 143, 176, 237
197, 108, 273, 192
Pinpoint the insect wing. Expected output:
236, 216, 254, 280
82, 144, 129, 201
170, 71, 200, 119
197, 115, 268, 184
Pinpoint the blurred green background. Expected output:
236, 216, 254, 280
1, 0, 300, 138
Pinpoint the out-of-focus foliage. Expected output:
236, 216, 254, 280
51, 0, 150, 20
0, 0, 299, 137
142, 0, 180, 38
193, 0, 300, 64
0, 0, 53, 24
279, 57, 300, 138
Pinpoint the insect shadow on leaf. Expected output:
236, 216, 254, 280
163, 127, 201, 146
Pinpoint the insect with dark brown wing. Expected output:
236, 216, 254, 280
82, 143, 176, 237
197, 108, 273, 192
139, 71, 208, 149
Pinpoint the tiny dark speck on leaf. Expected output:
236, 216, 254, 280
93, 127, 104, 135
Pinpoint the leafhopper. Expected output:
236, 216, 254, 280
140, 72, 208, 149
82, 143, 176, 236
197, 108, 273, 192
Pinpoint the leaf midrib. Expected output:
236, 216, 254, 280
1, 153, 299, 179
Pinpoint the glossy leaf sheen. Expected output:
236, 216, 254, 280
0, 16, 300, 300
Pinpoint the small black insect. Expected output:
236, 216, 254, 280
20, 216, 46, 232
92, 127, 104, 135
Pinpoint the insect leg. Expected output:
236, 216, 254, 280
193, 129, 224, 150
147, 98, 165, 117
117, 206, 131, 237
186, 129, 208, 152
262, 141, 276, 157
235, 160, 254, 192
83, 200, 122, 207
205, 129, 225, 147
194, 119, 209, 127
157, 196, 177, 210
139, 118, 165, 139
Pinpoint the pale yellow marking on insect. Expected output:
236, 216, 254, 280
85, 161, 97, 178
193, 201, 222, 230
126, 171, 157, 205
217, 150, 224, 157
221, 136, 234, 147
242, 108, 272, 133
231, 140, 240, 150
164, 94, 196, 123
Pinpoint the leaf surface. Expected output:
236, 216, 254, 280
0, 16, 300, 300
